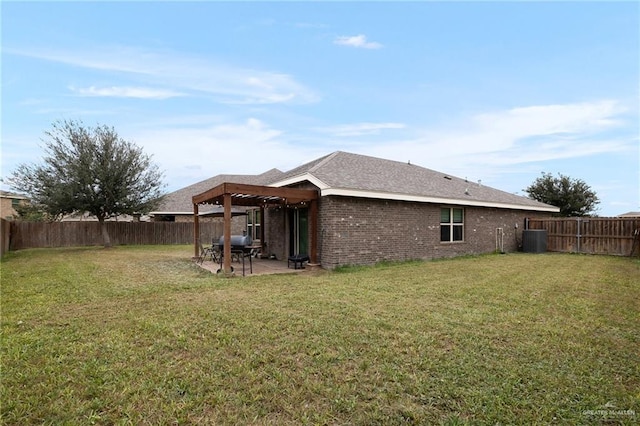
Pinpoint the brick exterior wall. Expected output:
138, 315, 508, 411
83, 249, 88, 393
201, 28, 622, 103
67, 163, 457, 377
262, 181, 318, 261
0, 198, 17, 219
263, 207, 287, 260
1, 197, 27, 220
317, 196, 549, 269
184, 186, 552, 268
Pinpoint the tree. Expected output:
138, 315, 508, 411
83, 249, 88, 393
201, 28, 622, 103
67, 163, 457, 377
524, 172, 600, 217
6, 120, 165, 247
12, 202, 54, 222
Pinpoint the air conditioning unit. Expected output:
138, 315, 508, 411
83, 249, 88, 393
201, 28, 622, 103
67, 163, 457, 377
522, 229, 547, 253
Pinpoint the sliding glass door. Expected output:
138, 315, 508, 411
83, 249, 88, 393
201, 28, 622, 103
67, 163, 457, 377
289, 208, 308, 256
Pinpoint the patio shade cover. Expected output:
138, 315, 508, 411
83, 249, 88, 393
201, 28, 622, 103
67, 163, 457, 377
192, 182, 319, 274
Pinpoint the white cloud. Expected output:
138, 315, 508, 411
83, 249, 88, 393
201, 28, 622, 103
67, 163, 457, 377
9, 45, 319, 105
137, 100, 632, 193
316, 122, 405, 137
70, 85, 184, 99
471, 100, 625, 143
128, 117, 317, 191
363, 100, 634, 181
334, 34, 383, 49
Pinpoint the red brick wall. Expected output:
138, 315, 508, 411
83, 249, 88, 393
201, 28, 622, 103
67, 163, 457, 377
318, 196, 549, 268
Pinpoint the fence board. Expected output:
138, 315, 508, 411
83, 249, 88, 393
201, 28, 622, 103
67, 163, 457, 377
0, 218, 10, 257
8, 221, 224, 250
527, 217, 640, 256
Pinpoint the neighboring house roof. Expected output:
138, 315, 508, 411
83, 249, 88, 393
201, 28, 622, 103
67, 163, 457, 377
618, 211, 640, 218
60, 212, 149, 222
0, 190, 29, 200
151, 168, 284, 215
271, 151, 558, 212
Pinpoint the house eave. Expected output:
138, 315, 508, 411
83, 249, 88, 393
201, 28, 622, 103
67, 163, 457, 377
322, 188, 560, 213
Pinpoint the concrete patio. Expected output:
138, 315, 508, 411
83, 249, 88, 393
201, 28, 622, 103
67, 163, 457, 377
195, 255, 318, 276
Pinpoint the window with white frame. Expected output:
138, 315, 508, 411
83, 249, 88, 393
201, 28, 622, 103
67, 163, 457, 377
247, 209, 261, 241
440, 207, 464, 242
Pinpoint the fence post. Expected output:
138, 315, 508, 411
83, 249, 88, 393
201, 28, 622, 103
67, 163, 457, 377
0, 218, 10, 256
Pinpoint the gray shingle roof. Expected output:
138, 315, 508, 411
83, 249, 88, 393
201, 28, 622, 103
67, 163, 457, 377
156, 151, 558, 214
152, 168, 283, 214
618, 211, 640, 217
272, 151, 557, 211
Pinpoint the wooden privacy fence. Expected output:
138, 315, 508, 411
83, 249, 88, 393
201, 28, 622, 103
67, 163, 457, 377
6, 221, 224, 251
0, 219, 10, 257
527, 217, 640, 256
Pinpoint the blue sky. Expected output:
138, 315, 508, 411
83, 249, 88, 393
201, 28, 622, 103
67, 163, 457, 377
2, 1, 638, 216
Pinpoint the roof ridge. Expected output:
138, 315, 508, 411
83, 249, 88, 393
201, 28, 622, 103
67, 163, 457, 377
258, 168, 283, 175
308, 151, 341, 173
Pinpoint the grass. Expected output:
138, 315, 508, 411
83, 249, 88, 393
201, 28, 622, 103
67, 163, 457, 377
1, 246, 639, 425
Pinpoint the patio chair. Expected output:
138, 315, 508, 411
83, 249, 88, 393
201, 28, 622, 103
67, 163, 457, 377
210, 242, 221, 263
197, 242, 214, 264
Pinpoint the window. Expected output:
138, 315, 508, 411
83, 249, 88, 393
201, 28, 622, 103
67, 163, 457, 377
440, 207, 464, 242
247, 209, 261, 241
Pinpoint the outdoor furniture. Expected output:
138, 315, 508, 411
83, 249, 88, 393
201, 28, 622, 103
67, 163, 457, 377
288, 254, 309, 269
197, 243, 214, 264
210, 241, 221, 263
217, 235, 254, 276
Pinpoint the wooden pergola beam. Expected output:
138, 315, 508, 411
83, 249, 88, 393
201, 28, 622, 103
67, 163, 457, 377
193, 182, 318, 206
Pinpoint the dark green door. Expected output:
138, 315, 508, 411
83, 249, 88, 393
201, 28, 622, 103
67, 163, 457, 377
289, 208, 308, 256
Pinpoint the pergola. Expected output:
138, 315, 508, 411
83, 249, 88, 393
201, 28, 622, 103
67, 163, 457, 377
192, 182, 319, 274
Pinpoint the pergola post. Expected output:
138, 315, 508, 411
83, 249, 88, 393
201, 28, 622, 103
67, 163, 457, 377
223, 192, 232, 274
193, 203, 200, 258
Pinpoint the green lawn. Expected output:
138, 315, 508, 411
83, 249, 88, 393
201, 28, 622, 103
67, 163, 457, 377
1, 246, 638, 425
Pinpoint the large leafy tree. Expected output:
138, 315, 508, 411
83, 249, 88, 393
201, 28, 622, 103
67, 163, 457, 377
524, 172, 600, 217
6, 120, 165, 247
12, 203, 53, 222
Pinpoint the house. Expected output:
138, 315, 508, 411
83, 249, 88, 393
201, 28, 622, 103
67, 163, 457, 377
60, 212, 149, 222
189, 151, 559, 270
151, 169, 284, 222
617, 211, 640, 218
150, 169, 285, 240
0, 191, 29, 219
